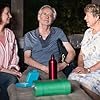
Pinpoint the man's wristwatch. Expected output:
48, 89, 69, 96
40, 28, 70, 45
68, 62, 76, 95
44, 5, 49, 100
64, 60, 69, 66
87, 68, 91, 73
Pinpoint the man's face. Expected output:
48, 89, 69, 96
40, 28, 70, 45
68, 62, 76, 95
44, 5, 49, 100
38, 7, 54, 26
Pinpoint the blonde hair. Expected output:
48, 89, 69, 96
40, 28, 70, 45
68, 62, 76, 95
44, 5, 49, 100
38, 5, 57, 20
84, 4, 100, 18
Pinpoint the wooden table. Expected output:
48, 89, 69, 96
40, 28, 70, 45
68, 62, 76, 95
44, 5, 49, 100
8, 80, 92, 100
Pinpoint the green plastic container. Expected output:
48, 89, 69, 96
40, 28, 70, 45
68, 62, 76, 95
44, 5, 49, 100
34, 79, 71, 96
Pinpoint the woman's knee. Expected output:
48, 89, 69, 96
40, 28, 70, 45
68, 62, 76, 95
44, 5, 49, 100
7, 74, 18, 84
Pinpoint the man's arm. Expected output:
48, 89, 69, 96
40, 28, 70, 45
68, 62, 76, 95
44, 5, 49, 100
63, 42, 76, 64
57, 42, 76, 71
24, 50, 49, 73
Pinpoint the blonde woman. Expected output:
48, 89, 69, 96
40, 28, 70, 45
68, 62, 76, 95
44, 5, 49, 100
68, 4, 100, 99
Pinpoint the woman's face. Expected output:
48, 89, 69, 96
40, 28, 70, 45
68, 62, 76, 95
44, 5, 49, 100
84, 12, 99, 28
1, 7, 12, 25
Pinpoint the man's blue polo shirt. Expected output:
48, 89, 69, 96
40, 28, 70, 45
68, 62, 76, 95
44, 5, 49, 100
24, 27, 68, 66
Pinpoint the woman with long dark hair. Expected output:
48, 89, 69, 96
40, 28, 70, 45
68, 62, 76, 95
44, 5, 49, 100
0, 3, 22, 100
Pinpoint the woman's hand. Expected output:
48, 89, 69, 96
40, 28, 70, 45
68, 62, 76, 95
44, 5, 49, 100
8, 65, 20, 71
10, 68, 22, 77
73, 66, 88, 74
1, 68, 22, 78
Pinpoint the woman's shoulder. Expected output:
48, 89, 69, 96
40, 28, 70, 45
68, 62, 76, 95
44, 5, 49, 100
5, 28, 14, 33
5, 28, 15, 37
83, 28, 92, 37
85, 28, 92, 34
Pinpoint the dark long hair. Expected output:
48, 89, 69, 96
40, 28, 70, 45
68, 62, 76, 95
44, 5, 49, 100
0, 3, 10, 23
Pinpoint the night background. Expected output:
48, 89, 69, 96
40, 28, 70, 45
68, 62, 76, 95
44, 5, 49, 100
24, 0, 91, 35
1, 0, 91, 36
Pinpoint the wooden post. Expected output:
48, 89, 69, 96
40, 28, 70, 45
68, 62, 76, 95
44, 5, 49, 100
11, 0, 23, 38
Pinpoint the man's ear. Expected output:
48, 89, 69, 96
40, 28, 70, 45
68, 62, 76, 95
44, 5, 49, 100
37, 14, 40, 21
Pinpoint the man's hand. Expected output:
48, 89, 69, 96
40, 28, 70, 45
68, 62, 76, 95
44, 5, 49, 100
57, 62, 69, 72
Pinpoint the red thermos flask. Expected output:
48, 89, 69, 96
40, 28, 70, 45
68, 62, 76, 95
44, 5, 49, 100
49, 54, 57, 80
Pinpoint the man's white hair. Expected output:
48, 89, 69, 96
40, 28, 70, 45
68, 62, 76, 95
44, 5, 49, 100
38, 5, 57, 20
